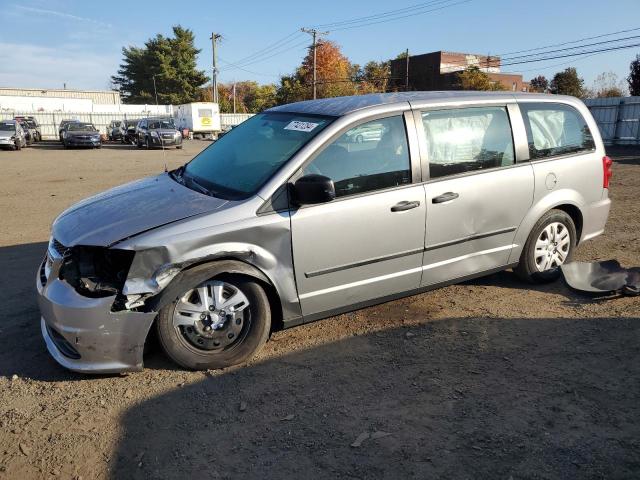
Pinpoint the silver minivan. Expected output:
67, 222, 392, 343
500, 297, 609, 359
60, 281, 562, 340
37, 92, 612, 373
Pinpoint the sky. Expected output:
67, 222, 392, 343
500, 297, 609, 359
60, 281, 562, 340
0, 0, 639, 92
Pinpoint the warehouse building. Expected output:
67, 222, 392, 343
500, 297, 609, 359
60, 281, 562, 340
390, 51, 529, 92
0, 87, 121, 104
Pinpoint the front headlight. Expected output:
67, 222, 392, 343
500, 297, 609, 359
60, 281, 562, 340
92, 134, 100, 140
150, 131, 159, 138
10, 135, 15, 140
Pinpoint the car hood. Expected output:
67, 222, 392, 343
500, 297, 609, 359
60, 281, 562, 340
52, 173, 230, 247
0, 131, 13, 139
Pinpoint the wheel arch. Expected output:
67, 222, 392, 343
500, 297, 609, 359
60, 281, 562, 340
509, 190, 587, 264
144, 257, 284, 332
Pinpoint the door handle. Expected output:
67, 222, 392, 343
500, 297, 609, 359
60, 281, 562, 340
432, 192, 459, 204
391, 200, 421, 212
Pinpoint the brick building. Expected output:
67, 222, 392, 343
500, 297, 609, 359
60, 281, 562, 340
390, 51, 529, 92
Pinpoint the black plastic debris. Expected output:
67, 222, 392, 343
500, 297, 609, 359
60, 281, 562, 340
561, 260, 640, 297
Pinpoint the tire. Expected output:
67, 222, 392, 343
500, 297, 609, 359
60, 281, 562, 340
145, 137, 150, 149
176, 145, 183, 149
14, 141, 21, 151
515, 209, 577, 283
156, 275, 271, 370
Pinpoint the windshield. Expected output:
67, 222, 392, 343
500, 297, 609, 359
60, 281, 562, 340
149, 119, 175, 129
68, 123, 96, 131
182, 112, 333, 200
0, 123, 15, 132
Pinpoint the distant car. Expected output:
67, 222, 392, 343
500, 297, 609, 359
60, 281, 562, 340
345, 123, 385, 143
59, 119, 80, 142
0, 120, 27, 150
62, 122, 101, 148
15, 118, 36, 145
120, 119, 139, 145
107, 120, 123, 141
136, 117, 183, 149
15, 116, 42, 142
217, 124, 236, 139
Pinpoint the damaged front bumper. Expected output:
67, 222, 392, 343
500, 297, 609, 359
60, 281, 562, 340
37, 257, 156, 374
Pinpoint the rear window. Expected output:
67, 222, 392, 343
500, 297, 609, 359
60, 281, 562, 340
519, 103, 595, 159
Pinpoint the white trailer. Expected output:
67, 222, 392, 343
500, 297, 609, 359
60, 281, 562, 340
174, 102, 221, 138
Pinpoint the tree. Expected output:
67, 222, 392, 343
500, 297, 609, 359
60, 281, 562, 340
549, 67, 584, 98
277, 40, 357, 102
457, 66, 505, 91
112, 26, 208, 104
358, 61, 391, 93
529, 75, 549, 93
590, 72, 626, 98
628, 54, 640, 96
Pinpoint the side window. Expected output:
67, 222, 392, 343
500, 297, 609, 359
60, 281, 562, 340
519, 103, 595, 159
421, 106, 515, 180
303, 116, 411, 198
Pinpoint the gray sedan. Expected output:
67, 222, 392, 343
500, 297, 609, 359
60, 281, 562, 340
0, 120, 27, 150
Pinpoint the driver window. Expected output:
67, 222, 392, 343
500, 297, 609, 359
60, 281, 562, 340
303, 115, 411, 198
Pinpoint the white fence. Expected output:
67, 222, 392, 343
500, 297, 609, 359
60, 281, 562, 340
220, 113, 254, 128
585, 96, 640, 145
0, 111, 255, 139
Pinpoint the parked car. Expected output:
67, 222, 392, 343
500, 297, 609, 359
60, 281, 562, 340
37, 92, 611, 373
107, 120, 123, 141
59, 119, 80, 142
14, 118, 35, 145
15, 116, 42, 142
62, 122, 101, 148
345, 123, 384, 143
120, 119, 139, 145
136, 117, 183, 149
216, 124, 236, 139
0, 120, 27, 150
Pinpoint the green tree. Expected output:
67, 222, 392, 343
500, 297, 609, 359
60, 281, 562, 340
112, 26, 208, 104
457, 66, 505, 91
628, 54, 640, 96
549, 67, 584, 98
357, 61, 391, 93
529, 75, 549, 93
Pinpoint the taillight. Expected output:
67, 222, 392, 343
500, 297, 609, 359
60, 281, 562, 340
603, 156, 613, 189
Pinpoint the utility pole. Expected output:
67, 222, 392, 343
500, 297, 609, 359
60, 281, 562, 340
301, 28, 329, 99
210, 32, 222, 104
152, 74, 159, 106
405, 49, 410, 91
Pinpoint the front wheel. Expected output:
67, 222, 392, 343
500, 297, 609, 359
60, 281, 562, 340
515, 209, 577, 283
156, 275, 271, 370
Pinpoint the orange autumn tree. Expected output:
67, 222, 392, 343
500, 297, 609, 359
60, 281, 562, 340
278, 40, 358, 102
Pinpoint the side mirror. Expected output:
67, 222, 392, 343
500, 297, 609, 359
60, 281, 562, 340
293, 174, 336, 205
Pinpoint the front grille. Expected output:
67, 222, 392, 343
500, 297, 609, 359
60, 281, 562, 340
162, 134, 173, 139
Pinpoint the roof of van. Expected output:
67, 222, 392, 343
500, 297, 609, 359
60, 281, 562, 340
267, 91, 578, 117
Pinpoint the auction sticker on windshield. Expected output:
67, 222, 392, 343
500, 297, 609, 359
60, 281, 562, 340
284, 120, 319, 132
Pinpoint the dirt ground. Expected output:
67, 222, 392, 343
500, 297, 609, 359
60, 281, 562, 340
0, 141, 638, 479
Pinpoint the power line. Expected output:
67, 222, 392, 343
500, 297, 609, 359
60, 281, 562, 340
498, 26, 640, 57
231, 31, 305, 67
500, 42, 640, 67
313, 0, 459, 28
501, 34, 640, 62
218, 57, 281, 78
329, 0, 473, 31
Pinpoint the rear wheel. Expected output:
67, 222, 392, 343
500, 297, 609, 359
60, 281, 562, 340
156, 275, 271, 370
515, 209, 576, 283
